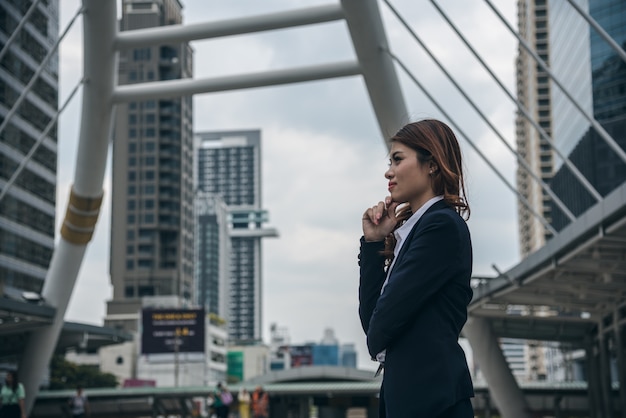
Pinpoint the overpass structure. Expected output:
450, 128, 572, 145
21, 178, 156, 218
2, 1, 624, 417
30, 367, 614, 418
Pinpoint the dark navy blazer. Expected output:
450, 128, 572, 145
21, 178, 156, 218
359, 200, 474, 417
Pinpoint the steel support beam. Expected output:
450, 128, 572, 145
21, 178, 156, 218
115, 3, 344, 49
464, 317, 531, 418
341, 0, 408, 144
19, 0, 118, 413
113, 61, 361, 103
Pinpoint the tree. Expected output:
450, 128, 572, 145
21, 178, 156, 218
47, 355, 117, 390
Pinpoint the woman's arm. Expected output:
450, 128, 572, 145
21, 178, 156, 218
366, 212, 464, 356
358, 238, 386, 335
19, 397, 26, 418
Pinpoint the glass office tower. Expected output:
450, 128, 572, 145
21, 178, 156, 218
195, 130, 277, 343
0, 0, 58, 297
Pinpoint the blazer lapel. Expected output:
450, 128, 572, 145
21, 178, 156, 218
392, 200, 450, 267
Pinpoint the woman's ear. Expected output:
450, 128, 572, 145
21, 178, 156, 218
429, 161, 439, 174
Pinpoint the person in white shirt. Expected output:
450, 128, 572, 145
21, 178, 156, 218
359, 119, 474, 417
68, 385, 89, 418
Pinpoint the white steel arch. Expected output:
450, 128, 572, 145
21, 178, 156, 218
20, 0, 407, 412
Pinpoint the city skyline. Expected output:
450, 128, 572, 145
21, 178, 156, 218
57, 0, 519, 370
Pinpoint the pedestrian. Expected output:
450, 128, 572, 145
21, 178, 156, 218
0, 371, 26, 418
250, 386, 268, 418
359, 119, 474, 417
214, 382, 232, 418
237, 388, 250, 418
68, 385, 89, 418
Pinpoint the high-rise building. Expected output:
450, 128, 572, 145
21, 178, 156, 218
549, 0, 626, 230
106, 0, 194, 332
195, 130, 278, 343
515, 0, 626, 381
194, 192, 230, 321
516, 0, 626, 250
0, 0, 58, 297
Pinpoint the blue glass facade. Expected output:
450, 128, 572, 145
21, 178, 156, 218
550, 0, 626, 231
549, 0, 593, 159
590, 0, 626, 122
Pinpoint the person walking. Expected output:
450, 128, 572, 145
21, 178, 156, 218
0, 371, 26, 418
359, 119, 474, 417
237, 388, 251, 418
250, 386, 268, 418
68, 385, 89, 418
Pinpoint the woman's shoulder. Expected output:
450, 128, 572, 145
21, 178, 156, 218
422, 204, 465, 224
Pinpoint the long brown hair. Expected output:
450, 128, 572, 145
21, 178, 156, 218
383, 119, 470, 266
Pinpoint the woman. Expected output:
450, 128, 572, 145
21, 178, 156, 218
0, 371, 26, 418
359, 119, 474, 417
237, 388, 251, 418
250, 386, 268, 418
68, 385, 89, 418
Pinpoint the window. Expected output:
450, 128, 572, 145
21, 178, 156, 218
133, 48, 151, 61
125, 286, 134, 297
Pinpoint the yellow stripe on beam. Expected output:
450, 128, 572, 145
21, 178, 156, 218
60, 187, 104, 245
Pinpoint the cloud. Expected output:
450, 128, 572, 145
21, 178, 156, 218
59, 0, 521, 370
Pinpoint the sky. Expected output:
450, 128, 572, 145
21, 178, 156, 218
58, 0, 519, 370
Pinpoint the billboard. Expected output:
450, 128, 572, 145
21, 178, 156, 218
288, 345, 313, 367
227, 351, 244, 383
141, 308, 205, 354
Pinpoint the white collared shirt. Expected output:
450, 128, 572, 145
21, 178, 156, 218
380, 195, 444, 294
375, 195, 444, 364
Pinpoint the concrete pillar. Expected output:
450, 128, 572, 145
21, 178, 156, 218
598, 322, 613, 417
464, 317, 531, 418
614, 310, 626, 418
482, 392, 492, 418
586, 342, 602, 418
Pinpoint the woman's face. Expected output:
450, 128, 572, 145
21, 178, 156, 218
385, 142, 433, 209
5, 372, 13, 384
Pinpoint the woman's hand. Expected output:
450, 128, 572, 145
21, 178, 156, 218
362, 196, 399, 242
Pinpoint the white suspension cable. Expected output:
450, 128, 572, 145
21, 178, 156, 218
0, 77, 85, 203
430, 0, 602, 203
484, 0, 626, 166
385, 48, 558, 236
383, 0, 576, 222
0, 0, 42, 63
0, 5, 84, 137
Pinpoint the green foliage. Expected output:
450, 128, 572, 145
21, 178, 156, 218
48, 355, 118, 390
